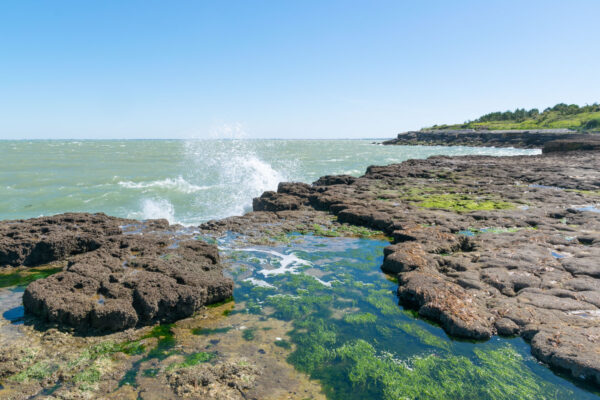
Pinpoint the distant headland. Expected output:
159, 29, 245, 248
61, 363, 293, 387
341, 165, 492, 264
384, 103, 600, 151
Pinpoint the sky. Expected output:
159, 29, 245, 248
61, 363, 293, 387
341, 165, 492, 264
1, 0, 599, 139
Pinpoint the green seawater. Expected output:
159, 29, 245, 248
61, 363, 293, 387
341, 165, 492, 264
222, 233, 599, 399
0, 140, 537, 224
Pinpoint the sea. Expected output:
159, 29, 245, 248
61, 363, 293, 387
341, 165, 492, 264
0, 139, 538, 224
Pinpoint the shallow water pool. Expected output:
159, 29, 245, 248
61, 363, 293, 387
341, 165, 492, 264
219, 233, 599, 399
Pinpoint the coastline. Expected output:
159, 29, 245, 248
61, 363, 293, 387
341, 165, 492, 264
1, 148, 600, 397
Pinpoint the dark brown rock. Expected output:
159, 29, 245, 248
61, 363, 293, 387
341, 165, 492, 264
0, 213, 234, 333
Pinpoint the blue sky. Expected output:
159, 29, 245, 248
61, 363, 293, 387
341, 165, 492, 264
1, 0, 599, 139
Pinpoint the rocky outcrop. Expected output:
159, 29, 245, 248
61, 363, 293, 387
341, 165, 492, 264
0, 214, 233, 332
251, 151, 600, 385
543, 136, 600, 153
382, 129, 598, 149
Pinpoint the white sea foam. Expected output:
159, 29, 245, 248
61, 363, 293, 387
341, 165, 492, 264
118, 176, 210, 194
127, 198, 176, 224
238, 248, 311, 276
243, 278, 275, 288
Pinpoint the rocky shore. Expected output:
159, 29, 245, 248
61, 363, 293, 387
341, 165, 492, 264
382, 128, 600, 149
252, 150, 600, 386
1, 149, 600, 396
1, 213, 233, 332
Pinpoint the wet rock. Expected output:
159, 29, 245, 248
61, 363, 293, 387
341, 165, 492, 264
398, 271, 493, 340
166, 360, 259, 398
381, 244, 432, 273
0, 213, 120, 267
0, 213, 234, 332
252, 191, 304, 211
531, 329, 600, 385
495, 318, 520, 336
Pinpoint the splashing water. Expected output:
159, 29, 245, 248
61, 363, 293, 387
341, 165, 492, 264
184, 139, 292, 219
129, 198, 176, 223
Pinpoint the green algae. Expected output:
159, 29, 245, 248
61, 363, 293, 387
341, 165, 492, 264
365, 289, 403, 316
166, 352, 216, 371
458, 226, 535, 237
206, 296, 234, 308
394, 321, 450, 351
265, 292, 333, 321
242, 328, 256, 341
292, 223, 388, 240
8, 339, 144, 388
328, 340, 572, 400
392, 187, 514, 212
343, 312, 377, 325
415, 193, 513, 212
274, 339, 292, 349
10, 361, 56, 383
566, 189, 600, 196
142, 368, 159, 377
311, 224, 340, 237
73, 364, 102, 389
222, 308, 233, 316
119, 324, 178, 387
263, 229, 293, 244
224, 234, 593, 399
192, 326, 232, 335
0, 266, 63, 288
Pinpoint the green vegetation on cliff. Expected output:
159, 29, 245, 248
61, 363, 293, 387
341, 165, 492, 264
428, 103, 600, 132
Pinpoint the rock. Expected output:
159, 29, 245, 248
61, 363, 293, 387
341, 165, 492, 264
382, 129, 594, 149
166, 360, 259, 398
252, 191, 304, 211
0, 213, 234, 332
313, 175, 357, 186
494, 318, 520, 336
531, 329, 600, 385
398, 271, 493, 340
543, 137, 600, 154
0, 213, 118, 267
381, 244, 432, 273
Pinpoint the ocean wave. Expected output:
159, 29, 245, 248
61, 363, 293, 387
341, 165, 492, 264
118, 176, 211, 194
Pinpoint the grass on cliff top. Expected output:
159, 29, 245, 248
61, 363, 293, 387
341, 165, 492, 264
424, 104, 600, 132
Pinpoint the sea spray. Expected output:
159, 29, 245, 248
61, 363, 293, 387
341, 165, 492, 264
128, 198, 176, 223
184, 138, 292, 219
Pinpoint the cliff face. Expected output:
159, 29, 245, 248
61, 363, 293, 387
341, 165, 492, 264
382, 129, 597, 148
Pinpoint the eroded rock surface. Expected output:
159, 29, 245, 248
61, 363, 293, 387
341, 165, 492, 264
0, 213, 233, 332
251, 151, 600, 385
